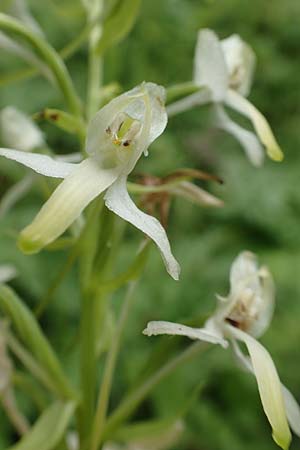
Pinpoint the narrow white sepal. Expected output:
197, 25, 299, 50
0, 148, 76, 178
213, 105, 264, 167
225, 89, 283, 162
104, 176, 180, 280
227, 325, 291, 450
19, 158, 120, 253
193, 29, 229, 101
143, 321, 228, 348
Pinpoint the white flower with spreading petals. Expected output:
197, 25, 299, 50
144, 251, 300, 449
0, 83, 180, 280
167, 30, 283, 167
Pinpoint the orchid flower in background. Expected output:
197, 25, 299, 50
167, 29, 283, 167
144, 251, 300, 449
0, 83, 180, 280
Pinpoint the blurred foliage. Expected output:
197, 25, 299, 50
0, 0, 300, 449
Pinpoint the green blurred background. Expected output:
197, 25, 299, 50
0, 0, 300, 448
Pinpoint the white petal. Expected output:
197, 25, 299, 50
143, 321, 228, 348
282, 385, 300, 437
230, 251, 259, 292
213, 105, 264, 167
0, 148, 76, 178
170, 181, 224, 207
227, 325, 291, 450
0, 175, 33, 219
0, 264, 18, 283
225, 89, 283, 162
221, 34, 256, 97
166, 89, 211, 117
19, 158, 120, 254
104, 175, 180, 280
193, 29, 229, 101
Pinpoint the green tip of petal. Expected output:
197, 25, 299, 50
272, 428, 291, 450
267, 145, 284, 162
18, 233, 42, 254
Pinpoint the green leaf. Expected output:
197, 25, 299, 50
96, 0, 141, 55
0, 284, 76, 399
7, 401, 76, 450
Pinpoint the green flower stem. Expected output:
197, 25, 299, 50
90, 281, 138, 450
0, 13, 82, 118
102, 342, 209, 439
78, 199, 105, 444
79, 289, 98, 445
86, 1, 104, 121
87, 43, 103, 121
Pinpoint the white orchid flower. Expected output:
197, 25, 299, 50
144, 251, 300, 449
167, 29, 283, 166
0, 83, 180, 280
0, 107, 45, 152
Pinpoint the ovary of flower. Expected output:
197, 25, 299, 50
143, 251, 300, 449
0, 83, 180, 280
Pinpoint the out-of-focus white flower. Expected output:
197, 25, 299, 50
167, 29, 283, 167
144, 252, 300, 449
0, 83, 180, 280
0, 107, 44, 152
0, 264, 18, 284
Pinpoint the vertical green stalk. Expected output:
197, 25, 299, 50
78, 199, 103, 445
90, 281, 138, 450
79, 289, 98, 444
86, 1, 104, 120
